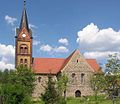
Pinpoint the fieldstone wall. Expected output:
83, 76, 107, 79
62, 51, 94, 97
32, 51, 95, 100
32, 75, 57, 101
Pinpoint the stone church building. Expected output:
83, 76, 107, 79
15, 1, 100, 100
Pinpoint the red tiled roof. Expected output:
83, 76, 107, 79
32, 50, 100, 74
86, 59, 100, 72
33, 58, 100, 74
33, 58, 66, 74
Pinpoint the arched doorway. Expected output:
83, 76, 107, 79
75, 90, 81, 97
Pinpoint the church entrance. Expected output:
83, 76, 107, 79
75, 90, 81, 97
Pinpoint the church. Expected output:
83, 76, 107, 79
15, 1, 101, 100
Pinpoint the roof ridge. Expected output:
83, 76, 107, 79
60, 49, 79, 70
34, 57, 65, 59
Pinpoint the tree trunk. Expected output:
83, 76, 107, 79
112, 83, 116, 104
64, 90, 67, 101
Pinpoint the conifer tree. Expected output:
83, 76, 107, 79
41, 75, 59, 104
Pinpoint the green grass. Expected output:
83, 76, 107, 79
33, 96, 120, 104
67, 96, 120, 104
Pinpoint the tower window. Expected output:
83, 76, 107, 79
20, 59, 23, 64
24, 59, 28, 67
20, 44, 28, 54
24, 59, 27, 64
24, 47, 28, 53
20, 47, 24, 53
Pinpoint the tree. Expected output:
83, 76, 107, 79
91, 73, 106, 104
14, 65, 36, 95
57, 73, 68, 101
0, 70, 2, 104
0, 65, 35, 104
41, 75, 59, 104
105, 54, 120, 104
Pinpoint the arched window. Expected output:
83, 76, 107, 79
71, 73, 76, 84
24, 59, 27, 64
24, 59, 28, 67
38, 77, 41, 82
20, 47, 24, 53
20, 44, 28, 54
81, 73, 85, 84
20, 59, 23, 64
24, 47, 28, 54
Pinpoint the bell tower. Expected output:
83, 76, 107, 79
15, 0, 33, 68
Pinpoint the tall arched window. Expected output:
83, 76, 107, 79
24, 59, 27, 64
81, 73, 85, 84
71, 73, 76, 84
24, 47, 28, 54
20, 59, 23, 64
20, 47, 24, 53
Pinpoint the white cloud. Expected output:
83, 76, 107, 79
40, 44, 53, 52
0, 61, 14, 71
58, 38, 69, 45
54, 46, 69, 53
0, 44, 15, 58
77, 23, 120, 51
33, 40, 40, 46
84, 51, 119, 60
77, 23, 120, 64
40, 44, 69, 53
5, 15, 17, 26
29, 23, 37, 29
0, 43, 15, 70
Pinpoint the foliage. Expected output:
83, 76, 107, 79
36, 96, 120, 104
91, 54, 120, 104
91, 73, 106, 103
105, 54, 120, 104
15, 65, 36, 95
66, 96, 120, 104
41, 73, 68, 104
41, 75, 59, 104
57, 73, 68, 101
106, 54, 120, 74
0, 65, 36, 104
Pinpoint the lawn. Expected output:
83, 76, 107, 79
33, 96, 120, 104
67, 96, 120, 104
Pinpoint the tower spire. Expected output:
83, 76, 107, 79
19, 0, 29, 31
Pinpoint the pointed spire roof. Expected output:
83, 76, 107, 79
19, 0, 29, 31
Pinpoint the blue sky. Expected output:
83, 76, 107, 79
0, 0, 120, 70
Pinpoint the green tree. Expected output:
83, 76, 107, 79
91, 73, 106, 104
41, 75, 59, 104
57, 73, 68, 101
14, 65, 36, 95
0, 70, 2, 104
1, 65, 35, 104
105, 54, 120, 104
